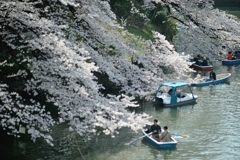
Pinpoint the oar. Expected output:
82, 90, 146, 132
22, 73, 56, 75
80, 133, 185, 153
126, 132, 155, 145
172, 133, 189, 138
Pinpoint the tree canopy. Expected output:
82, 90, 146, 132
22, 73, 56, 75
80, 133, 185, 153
0, 0, 240, 145
164, 0, 240, 57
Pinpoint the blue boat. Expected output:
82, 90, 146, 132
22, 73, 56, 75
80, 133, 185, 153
191, 73, 231, 87
142, 130, 177, 149
154, 81, 198, 107
222, 59, 240, 65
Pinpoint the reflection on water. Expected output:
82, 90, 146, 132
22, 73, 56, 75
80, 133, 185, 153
3, 62, 240, 160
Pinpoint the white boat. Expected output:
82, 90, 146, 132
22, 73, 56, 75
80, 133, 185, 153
155, 81, 198, 107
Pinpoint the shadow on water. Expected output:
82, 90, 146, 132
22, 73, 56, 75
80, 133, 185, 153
0, 128, 15, 160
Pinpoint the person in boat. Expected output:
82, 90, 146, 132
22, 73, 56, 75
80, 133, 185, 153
227, 51, 233, 60
234, 51, 240, 59
202, 57, 208, 66
193, 54, 201, 65
150, 119, 161, 140
160, 126, 171, 142
209, 69, 216, 80
193, 56, 200, 65
168, 88, 172, 95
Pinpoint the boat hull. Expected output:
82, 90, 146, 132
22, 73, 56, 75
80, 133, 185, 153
191, 73, 231, 87
142, 130, 177, 149
222, 59, 240, 65
155, 98, 197, 107
190, 63, 213, 71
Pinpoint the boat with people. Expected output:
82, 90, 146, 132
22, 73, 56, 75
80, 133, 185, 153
190, 63, 213, 71
222, 50, 240, 65
142, 125, 177, 149
189, 56, 213, 71
154, 81, 198, 107
191, 73, 231, 87
222, 59, 240, 65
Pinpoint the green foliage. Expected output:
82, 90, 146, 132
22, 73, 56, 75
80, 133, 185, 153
107, 45, 116, 56
226, 10, 240, 19
63, 29, 69, 39
117, 28, 148, 56
217, 7, 240, 19
110, 0, 178, 41
75, 32, 84, 42
126, 26, 153, 40
214, 0, 240, 7
110, 0, 133, 19
214, 0, 240, 18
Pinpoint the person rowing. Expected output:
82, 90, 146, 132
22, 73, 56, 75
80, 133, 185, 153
150, 119, 161, 140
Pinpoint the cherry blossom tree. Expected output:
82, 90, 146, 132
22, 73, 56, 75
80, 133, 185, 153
150, 0, 240, 59
1, 0, 239, 145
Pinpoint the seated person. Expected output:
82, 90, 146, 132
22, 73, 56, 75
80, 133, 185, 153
160, 126, 171, 142
168, 88, 172, 95
235, 51, 240, 59
176, 92, 185, 98
202, 57, 208, 66
193, 57, 199, 65
227, 51, 233, 60
209, 69, 216, 80
150, 119, 161, 140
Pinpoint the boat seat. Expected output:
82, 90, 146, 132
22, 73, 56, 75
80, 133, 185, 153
176, 92, 185, 98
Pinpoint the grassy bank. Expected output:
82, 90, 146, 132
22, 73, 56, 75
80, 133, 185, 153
217, 7, 240, 18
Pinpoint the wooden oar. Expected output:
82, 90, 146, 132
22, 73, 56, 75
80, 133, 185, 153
172, 133, 189, 138
126, 132, 154, 145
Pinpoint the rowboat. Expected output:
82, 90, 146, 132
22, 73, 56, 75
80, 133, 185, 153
154, 81, 198, 107
142, 127, 177, 149
222, 59, 240, 65
191, 73, 231, 87
190, 63, 213, 71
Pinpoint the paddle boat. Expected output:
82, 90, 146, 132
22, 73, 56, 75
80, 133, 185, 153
191, 73, 231, 87
142, 125, 177, 149
154, 81, 198, 107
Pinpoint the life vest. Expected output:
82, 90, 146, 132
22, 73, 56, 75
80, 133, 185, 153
227, 53, 232, 60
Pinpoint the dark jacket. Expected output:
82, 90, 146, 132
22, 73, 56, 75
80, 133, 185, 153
150, 125, 161, 134
202, 60, 208, 66
210, 71, 216, 80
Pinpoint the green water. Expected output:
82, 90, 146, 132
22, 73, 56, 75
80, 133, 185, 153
2, 61, 240, 160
